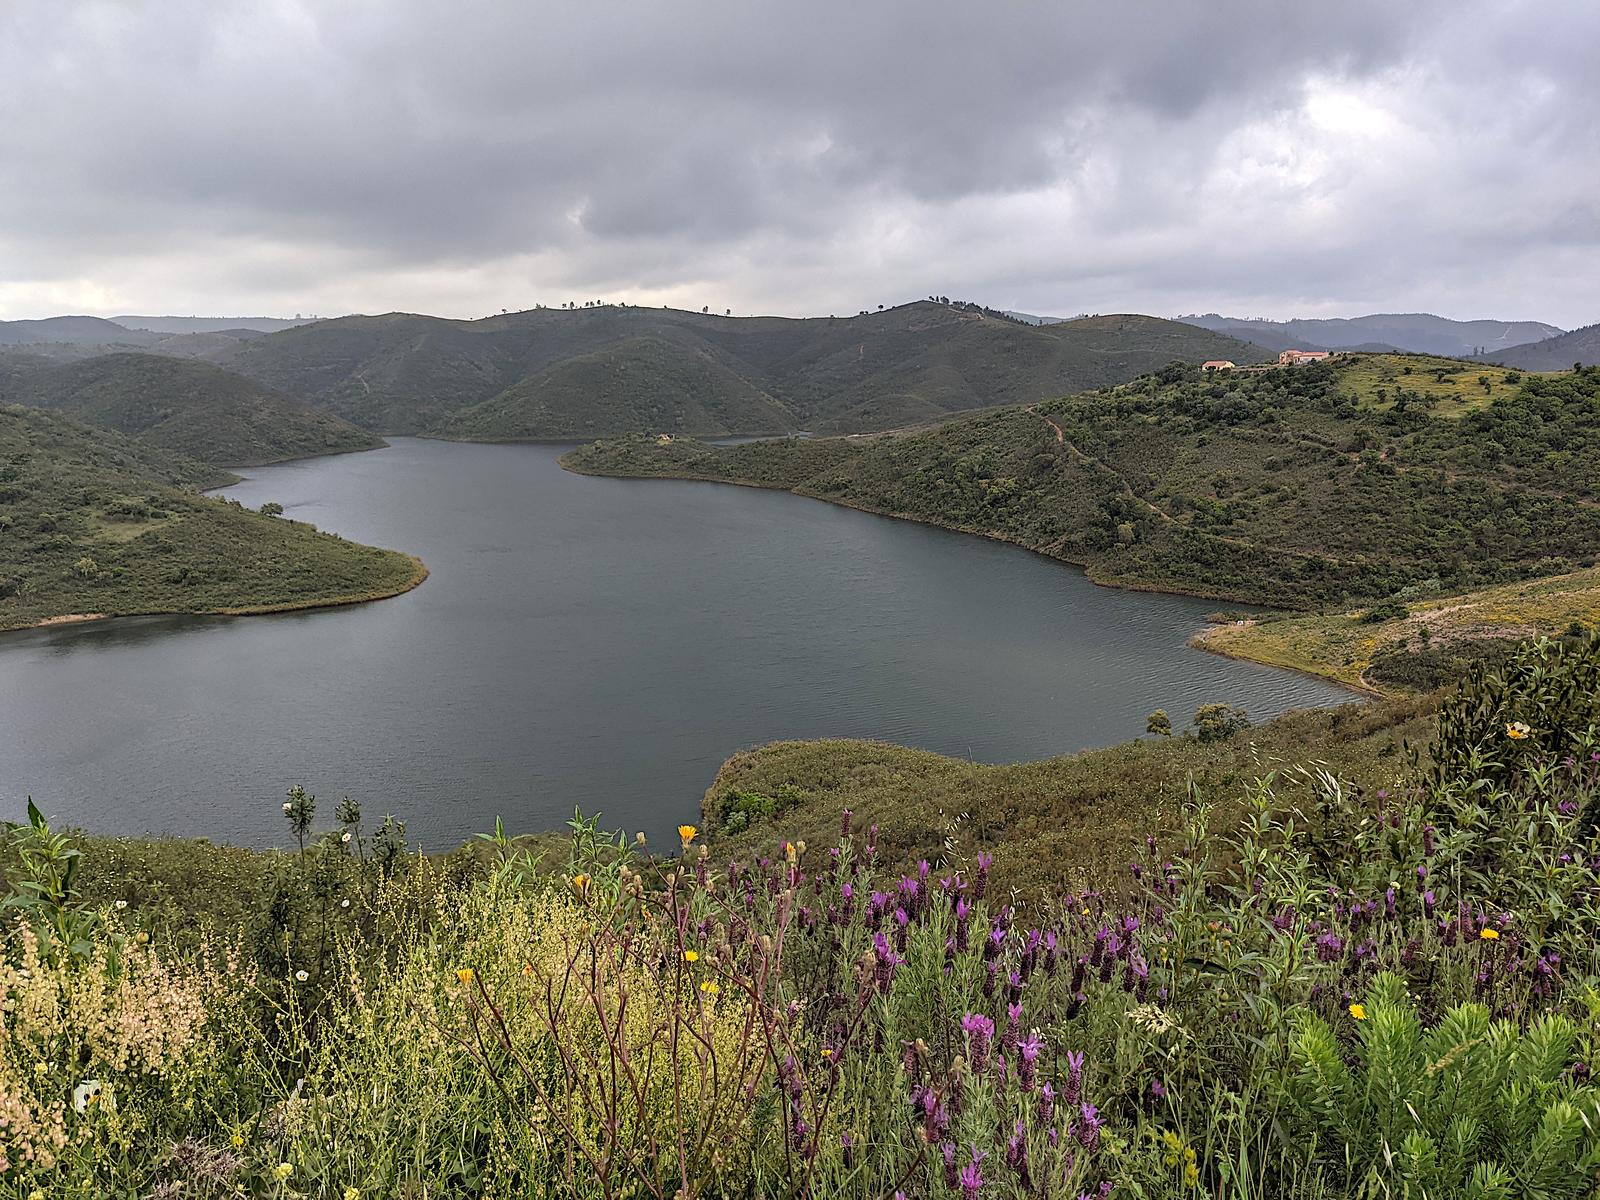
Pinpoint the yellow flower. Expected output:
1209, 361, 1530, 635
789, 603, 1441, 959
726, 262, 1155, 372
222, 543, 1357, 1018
572, 873, 590, 896
231, 1133, 244, 1148
783, 841, 798, 865
1348, 1003, 1367, 1021
273, 1163, 294, 1183
522, 962, 533, 975
1506, 721, 1531, 739
700, 980, 720, 995
456, 968, 475, 986
821, 1047, 833, 1058
678, 824, 698, 848
1480, 928, 1500, 940
344, 1188, 361, 1200
683, 949, 699, 962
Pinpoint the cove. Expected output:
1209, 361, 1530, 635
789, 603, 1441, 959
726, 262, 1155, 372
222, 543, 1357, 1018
0, 439, 1357, 850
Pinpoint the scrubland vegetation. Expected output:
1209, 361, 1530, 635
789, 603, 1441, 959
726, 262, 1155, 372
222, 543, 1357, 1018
565, 358, 1600, 611
6, 638, 1600, 1197
0, 405, 424, 631
0, 351, 380, 467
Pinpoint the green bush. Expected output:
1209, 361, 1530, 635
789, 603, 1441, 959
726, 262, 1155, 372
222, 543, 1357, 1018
1286, 973, 1600, 1195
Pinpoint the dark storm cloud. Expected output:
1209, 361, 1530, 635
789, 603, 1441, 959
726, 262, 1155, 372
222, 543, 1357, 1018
1, 1, 1596, 324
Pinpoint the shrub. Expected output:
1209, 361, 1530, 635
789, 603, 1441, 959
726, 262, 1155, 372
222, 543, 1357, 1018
1360, 600, 1410, 623
1192, 701, 1251, 742
1285, 973, 1600, 1195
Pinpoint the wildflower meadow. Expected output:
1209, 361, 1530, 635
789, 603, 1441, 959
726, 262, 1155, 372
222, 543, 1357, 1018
4, 638, 1600, 1198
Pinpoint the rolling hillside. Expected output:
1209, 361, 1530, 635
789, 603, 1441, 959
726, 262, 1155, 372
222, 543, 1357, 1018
1481, 321, 1600, 370
0, 405, 422, 631
565, 357, 1600, 608
1183, 312, 1563, 357
0, 315, 158, 348
441, 336, 793, 440
218, 301, 1268, 437
0, 351, 382, 466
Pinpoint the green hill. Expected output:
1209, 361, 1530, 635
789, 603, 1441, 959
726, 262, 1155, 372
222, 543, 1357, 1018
0, 314, 157, 348
565, 356, 1600, 608
440, 336, 793, 440
218, 301, 1267, 437
0, 351, 382, 466
0, 405, 423, 632
1483, 320, 1600, 370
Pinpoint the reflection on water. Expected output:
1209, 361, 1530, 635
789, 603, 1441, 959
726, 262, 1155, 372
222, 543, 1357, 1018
0, 439, 1359, 849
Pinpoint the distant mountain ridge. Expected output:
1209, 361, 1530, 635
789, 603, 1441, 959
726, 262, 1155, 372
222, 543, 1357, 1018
1181, 312, 1563, 357
1477, 322, 1600, 370
215, 301, 1268, 438
0, 315, 158, 348
114, 315, 312, 335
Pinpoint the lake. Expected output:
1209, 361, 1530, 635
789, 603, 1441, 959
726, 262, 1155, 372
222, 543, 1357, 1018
0, 439, 1357, 850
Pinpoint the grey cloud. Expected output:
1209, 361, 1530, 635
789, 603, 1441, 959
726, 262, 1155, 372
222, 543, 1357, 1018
0, 0, 1596, 325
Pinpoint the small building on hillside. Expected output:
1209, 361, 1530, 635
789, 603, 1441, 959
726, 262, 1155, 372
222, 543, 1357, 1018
1278, 349, 1331, 365
1201, 360, 1236, 371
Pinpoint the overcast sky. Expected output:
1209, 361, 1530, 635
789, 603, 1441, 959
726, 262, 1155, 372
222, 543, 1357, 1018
2, 1, 1596, 326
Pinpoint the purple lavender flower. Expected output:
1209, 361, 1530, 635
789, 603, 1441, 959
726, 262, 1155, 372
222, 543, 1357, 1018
872, 931, 904, 992
1006, 1121, 1030, 1188
955, 897, 972, 953
984, 924, 1006, 962
959, 1145, 987, 1200
1002, 1002, 1022, 1060
1423, 889, 1436, 913
1315, 931, 1345, 962
1018, 1031, 1044, 1092
1063, 1049, 1085, 1105
1044, 929, 1059, 975
840, 1130, 854, 1169
974, 851, 993, 901
1075, 1102, 1104, 1153
941, 1142, 958, 1188
840, 808, 852, 837
962, 1012, 995, 1073
1039, 1080, 1055, 1121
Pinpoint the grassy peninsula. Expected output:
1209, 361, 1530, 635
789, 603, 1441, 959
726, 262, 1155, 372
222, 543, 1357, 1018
0, 405, 423, 632
566, 357, 1600, 611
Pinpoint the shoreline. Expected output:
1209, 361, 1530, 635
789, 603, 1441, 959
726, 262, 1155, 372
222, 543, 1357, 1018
561, 454, 1376, 694
1188, 621, 1386, 697
0, 554, 429, 637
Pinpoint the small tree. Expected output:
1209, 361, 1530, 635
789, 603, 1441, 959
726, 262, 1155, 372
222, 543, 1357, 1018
1145, 709, 1173, 737
1193, 702, 1251, 742
283, 785, 316, 859
259, 501, 284, 517
72, 556, 98, 579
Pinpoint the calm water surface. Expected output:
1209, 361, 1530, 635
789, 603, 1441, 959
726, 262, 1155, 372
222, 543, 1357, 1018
1, 440, 1356, 848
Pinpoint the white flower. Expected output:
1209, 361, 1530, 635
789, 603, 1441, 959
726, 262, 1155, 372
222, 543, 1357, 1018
341, 831, 352, 843
283, 802, 293, 812
295, 970, 309, 982
72, 1080, 102, 1113
339, 899, 350, 909
113, 899, 128, 910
